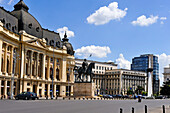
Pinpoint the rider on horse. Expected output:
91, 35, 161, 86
82, 59, 88, 74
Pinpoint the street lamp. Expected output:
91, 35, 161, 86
10, 48, 17, 99
51, 39, 58, 99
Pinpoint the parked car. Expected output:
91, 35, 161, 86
15, 92, 39, 100
103, 94, 113, 98
146, 96, 155, 99
122, 95, 129, 99
155, 96, 165, 99
98, 94, 103, 97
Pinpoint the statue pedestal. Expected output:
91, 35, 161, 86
73, 82, 95, 97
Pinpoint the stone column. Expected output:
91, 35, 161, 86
36, 53, 39, 77
3, 44, 7, 73
24, 50, 27, 75
41, 83, 45, 97
71, 85, 73, 96
47, 84, 50, 97
61, 58, 67, 82
60, 85, 66, 97
27, 51, 30, 75
23, 81, 27, 92
58, 59, 61, 80
47, 57, 50, 80
4, 80, 7, 98
37, 83, 39, 97
70, 68, 74, 82
20, 47, 25, 79
9, 46, 14, 75
0, 40, 3, 75
19, 80, 23, 93
42, 54, 46, 80
53, 58, 56, 81
30, 51, 33, 76
14, 81, 17, 96
54, 84, 56, 97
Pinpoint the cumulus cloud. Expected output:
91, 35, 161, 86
57, 26, 74, 38
160, 17, 167, 20
115, 54, 131, 69
156, 53, 170, 86
160, 17, 167, 24
75, 45, 111, 58
131, 15, 159, 26
87, 2, 128, 25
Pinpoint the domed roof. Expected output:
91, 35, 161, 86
11, 0, 43, 38
14, 0, 29, 12
62, 32, 74, 55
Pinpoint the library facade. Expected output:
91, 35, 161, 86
0, 0, 75, 98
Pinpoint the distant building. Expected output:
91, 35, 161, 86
131, 54, 159, 95
75, 59, 117, 95
163, 65, 170, 82
105, 69, 147, 95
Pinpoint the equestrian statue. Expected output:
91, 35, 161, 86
74, 59, 95, 82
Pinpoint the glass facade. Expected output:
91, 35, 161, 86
131, 54, 159, 94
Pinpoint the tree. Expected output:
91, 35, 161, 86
135, 86, 144, 95
160, 80, 170, 97
127, 87, 133, 95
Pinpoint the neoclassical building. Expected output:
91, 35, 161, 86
105, 69, 147, 95
0, 0, 75, 98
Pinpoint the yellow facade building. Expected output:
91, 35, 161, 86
0, 0, 75, 98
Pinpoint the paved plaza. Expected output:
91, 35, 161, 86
0, 99, 170, 113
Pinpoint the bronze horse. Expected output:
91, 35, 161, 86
77, 62, 95, 82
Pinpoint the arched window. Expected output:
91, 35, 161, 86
28, 23, 32, 29
45, 67, 47, 79
7, 59, 9, 73
45, 38, 48, 45
1, 57, 3, 72
12, 26, 17, 33
56, 69, 59, 80
56, 41, 60, 48
36, 27, 40, 32
26, 63, 28, 75
50, 40, 54, 46
6, 23, 11, 30
50, 68, 53, 79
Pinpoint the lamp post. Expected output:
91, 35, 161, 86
10, 48, 17, 99
67, 60, 71, 97
51, 39, 57, 99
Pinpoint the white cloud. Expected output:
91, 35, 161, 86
131, 15, 159, 26
87, 2, 128, 25
57, 27, 74, 38
160, 17, 167, 20
75, 45, 111, 58
160, 17, 167, 24
156, 53, 170, 86
115, 54, 131, 69
160, 21, 164, 24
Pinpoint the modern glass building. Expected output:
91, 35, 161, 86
131, 54, 159, 95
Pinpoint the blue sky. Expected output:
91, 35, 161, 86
1, 0, 170, 85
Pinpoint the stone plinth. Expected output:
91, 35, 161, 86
74, 82, 95, 97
